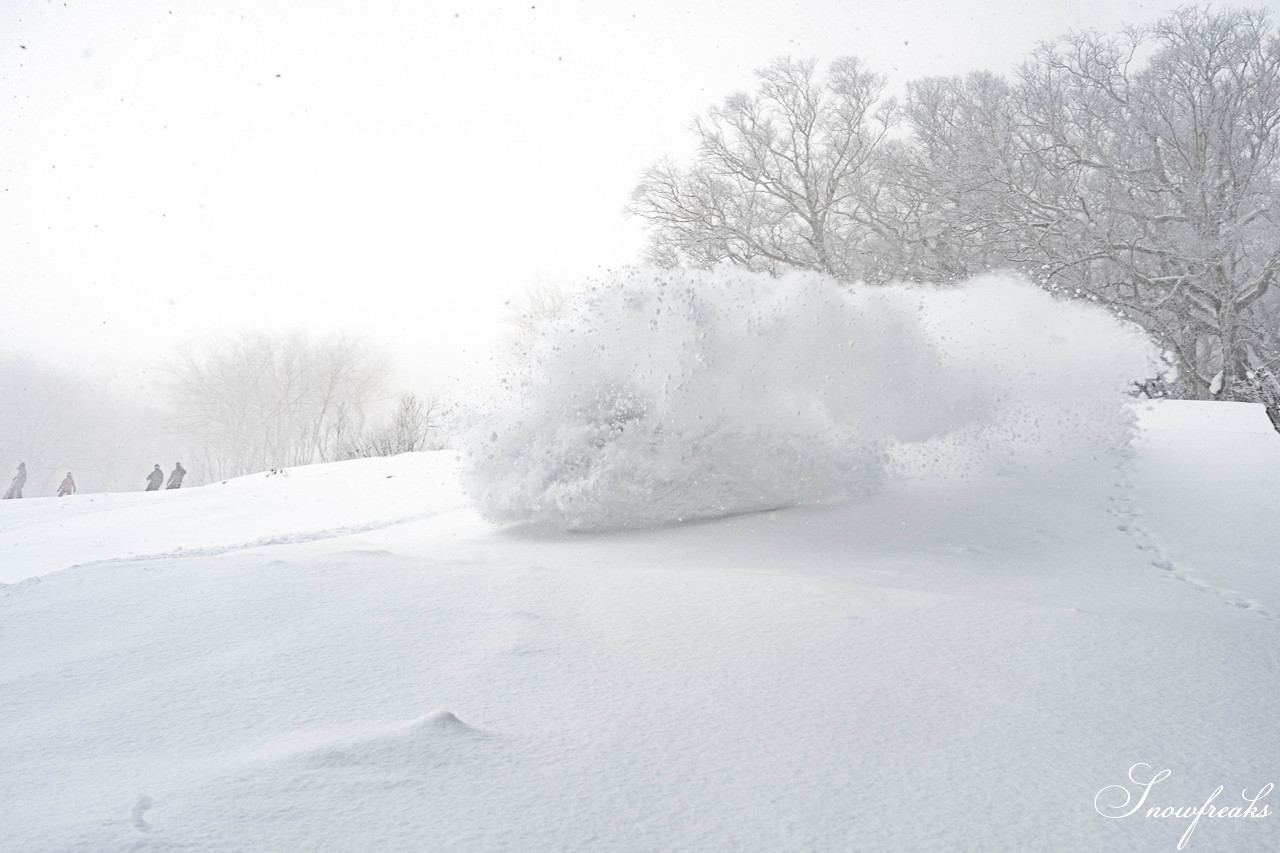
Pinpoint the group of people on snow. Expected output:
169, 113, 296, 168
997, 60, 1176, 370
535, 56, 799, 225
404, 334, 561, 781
2, 462, 187, 499
146, 463, 185, 491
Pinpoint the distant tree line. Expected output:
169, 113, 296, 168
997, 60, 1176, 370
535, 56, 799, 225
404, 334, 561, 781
0, 334, 449, 494
0, 352, 161, 495
337, 392, 447, 460
630, 6, 1280, 417
163, 331, 445, 483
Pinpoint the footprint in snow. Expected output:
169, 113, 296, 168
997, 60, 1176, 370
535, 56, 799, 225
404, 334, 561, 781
130, 794, 154, 833
505, 644, 549, 656
1109, 456, 1273, 620
510, 610, 542, 620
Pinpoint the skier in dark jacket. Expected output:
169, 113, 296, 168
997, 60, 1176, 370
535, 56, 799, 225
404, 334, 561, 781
57, 472, 76, 497
165, 462, 186, 490
145, 464, 164, 491
2, 463, 26, 499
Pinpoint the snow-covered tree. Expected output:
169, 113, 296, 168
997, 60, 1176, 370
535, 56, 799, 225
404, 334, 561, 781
502, 281, 572, 358
1017, 8, 1279, 398
163, 331, 387, 480
633, 7, 1280, 408
340, 392, 447, 459
889, 71, 1033, 283
629, 56, 898, 282
899, 7, 1280, 401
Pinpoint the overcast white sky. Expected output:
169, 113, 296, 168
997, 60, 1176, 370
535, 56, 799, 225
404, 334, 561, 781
2, 0, 1200, 392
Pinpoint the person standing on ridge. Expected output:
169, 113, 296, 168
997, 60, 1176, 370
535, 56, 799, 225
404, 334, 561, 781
3, 462, 26, 499
145, 464, 164, 491
57, 472, 76, 497
165, 462, 186, 490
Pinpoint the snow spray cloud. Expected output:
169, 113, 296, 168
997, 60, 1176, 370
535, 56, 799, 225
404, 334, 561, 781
463, 268, 1160, 530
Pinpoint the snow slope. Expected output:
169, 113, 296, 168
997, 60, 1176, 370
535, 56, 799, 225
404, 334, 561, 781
0, 455, 471, 585
1, 401, 1277, 852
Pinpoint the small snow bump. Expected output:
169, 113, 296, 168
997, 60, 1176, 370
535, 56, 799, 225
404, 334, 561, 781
415, 710, 482, 735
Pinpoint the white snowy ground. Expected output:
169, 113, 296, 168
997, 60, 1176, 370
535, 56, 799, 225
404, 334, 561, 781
1, 401, 1276, 852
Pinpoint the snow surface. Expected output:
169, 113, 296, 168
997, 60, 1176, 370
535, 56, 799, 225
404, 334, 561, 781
2, 401, 1277, 851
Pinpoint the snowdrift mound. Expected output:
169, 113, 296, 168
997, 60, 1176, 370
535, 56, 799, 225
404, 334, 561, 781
464, 269, 1159, 530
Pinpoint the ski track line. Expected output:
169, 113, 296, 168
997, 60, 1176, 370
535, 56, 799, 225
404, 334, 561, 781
0, 506, 470, 590
73, 506, 469, 567
1110, 452, 1274, 621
